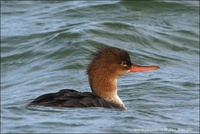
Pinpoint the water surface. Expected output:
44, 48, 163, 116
1, 1, 199, 133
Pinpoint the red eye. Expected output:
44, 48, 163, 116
121, 61, 127, 67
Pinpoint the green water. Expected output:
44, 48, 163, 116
1, 1, 199, 133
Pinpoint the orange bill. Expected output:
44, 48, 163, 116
130, 64, 159, 72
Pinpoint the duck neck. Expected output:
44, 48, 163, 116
88, 71, 125, 108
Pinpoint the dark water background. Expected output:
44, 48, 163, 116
1, 1, 199, 133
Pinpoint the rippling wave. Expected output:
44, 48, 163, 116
1, 1, 199, 133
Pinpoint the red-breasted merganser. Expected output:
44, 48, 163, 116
29, 46, 159, 110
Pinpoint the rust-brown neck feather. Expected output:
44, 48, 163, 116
88, 66, 117, 99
